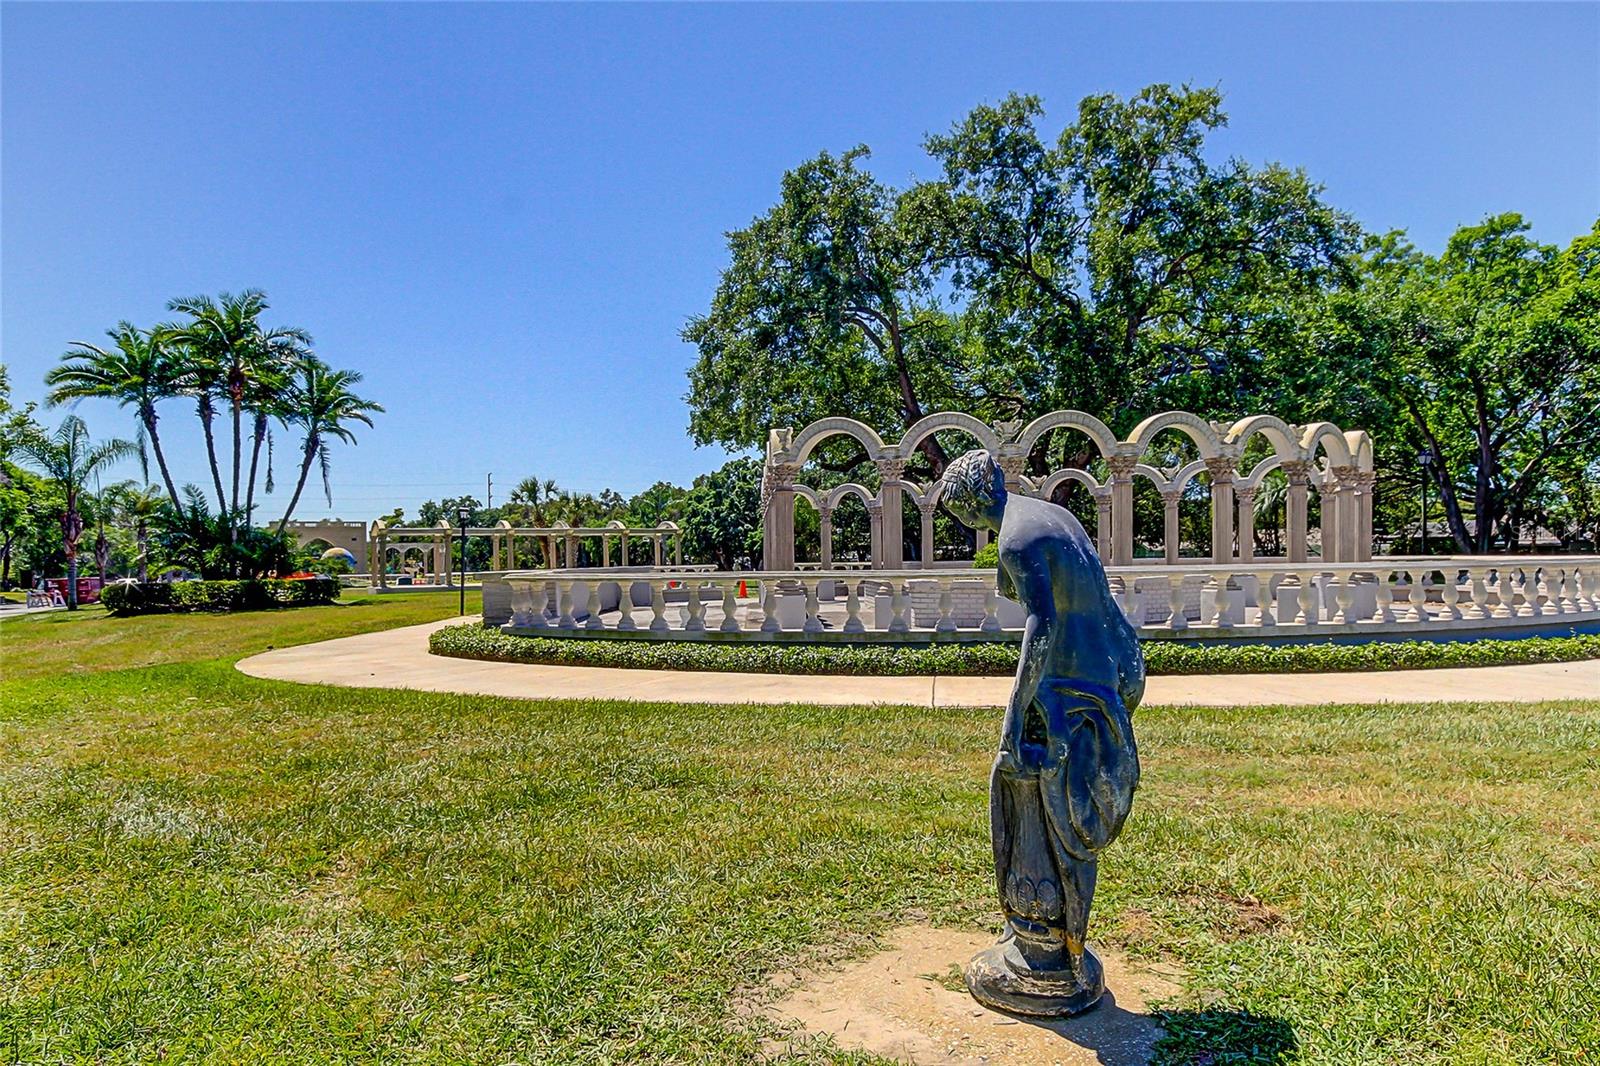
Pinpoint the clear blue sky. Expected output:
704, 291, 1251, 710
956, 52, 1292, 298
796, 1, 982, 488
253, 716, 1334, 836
4, 2, 1596, 521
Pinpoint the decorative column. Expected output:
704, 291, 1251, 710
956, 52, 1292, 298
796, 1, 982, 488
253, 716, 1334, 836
867, 500, 884, 570
818, 506, 834, 568
565, 531, 577, 569
919, 501, 937, 567
1351, 470, 1375, 563
673, 533, 682, 565
761, 463, 798, 571
997, 455, 1029, 494
1205, 457, 1236, 564
1093, 488, 1113, 563
601, 534, 611, 567
619, 531, 629, 566
1282, 460, 1310, 564
370, 521, 387, 590
653, 533, 663, 567
1236, 486, 1257, 562
546, 534, 557, 570
875, 458, 907, 570
1161, 490, 1182, 565
1107, 455, 1139, 567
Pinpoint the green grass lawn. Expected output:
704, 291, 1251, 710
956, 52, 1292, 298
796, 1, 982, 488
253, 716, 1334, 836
1, 596, 1596, 1063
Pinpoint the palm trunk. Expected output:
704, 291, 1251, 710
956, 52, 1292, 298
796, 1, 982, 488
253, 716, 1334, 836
142, 407, 183, 511
230, 397, 243, 517
245, 411, 268, 523
137, 524, 150, 582
198, 396, 228, 516
277, 434, 319, 533
67, 552, 78, 610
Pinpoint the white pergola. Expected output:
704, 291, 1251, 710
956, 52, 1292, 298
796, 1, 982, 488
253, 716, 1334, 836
761, 410, 1376, 571
369, 520, 682, 589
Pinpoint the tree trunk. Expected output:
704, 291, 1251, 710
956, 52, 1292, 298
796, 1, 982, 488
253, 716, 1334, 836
143, 406, 183, 511
137, 524, 149, 582
66, 551, 78, 610
230, 396, 243, 517
245, 411, 268, 523
276, 435, 319, 533
198, 396, 229, 517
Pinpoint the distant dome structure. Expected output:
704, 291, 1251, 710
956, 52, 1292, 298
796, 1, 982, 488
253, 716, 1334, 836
320, 547, 358, 567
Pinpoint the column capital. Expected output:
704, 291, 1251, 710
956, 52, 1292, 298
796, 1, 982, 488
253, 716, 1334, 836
1235, 485, 1259, 504
1161, 489, 1184, 506
1203, 456, 1237, 483
817, 504, 834, 522
996, 456, 1028, 485
1106, 455, 1139, 480
918, 500, 939, 517
1280, 459, 1311, 485
865, 500, 884, 516
874, 458, 908, 483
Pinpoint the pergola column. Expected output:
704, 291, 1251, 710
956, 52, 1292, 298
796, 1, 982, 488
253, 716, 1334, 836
1205, 457, 1237, 564
818, 506, 834, 568
673, 534, 682, 566
565, 533, 577, 569
619, 532, 629, 566
1318, 472, 1339, 561
1107, 455, 1138, 567
1093, 488, 1113, 563
1236, 486, 1257, 562
867, 501, 884, 570
875, 458, 907, 570
370, 523, 387, 590
1282, 460, 1310, 564
1161, 490, 1182, 564
761, 463, 798, 571
546, 534, 557, 570
918, 502, 937, 567
602, 534, 611, 567
653, 534, 663, 567
1355, 471, 1376, 562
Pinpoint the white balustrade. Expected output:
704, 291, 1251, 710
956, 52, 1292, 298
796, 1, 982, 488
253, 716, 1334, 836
491, 556, 1600, 642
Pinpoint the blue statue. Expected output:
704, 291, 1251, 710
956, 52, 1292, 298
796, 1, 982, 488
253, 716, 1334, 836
939, 450, 1144, 1017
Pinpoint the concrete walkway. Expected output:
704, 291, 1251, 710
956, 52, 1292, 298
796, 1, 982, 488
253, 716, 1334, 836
235, 617, 1600, 707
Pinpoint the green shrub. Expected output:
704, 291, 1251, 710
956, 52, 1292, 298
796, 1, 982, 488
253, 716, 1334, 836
429, 624, 1600, 677
972, 542, 999, 569
101, 578, 340, 616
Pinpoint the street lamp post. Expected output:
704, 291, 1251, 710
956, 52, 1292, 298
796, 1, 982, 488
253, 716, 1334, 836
456, 505, 471, 616
1416, 450, 1433, 555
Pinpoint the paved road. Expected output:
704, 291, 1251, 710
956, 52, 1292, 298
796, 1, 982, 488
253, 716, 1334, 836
235, 617, 1600, 707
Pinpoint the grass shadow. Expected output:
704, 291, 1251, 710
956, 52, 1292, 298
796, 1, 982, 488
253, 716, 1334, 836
1152, 1008, 1298, 1065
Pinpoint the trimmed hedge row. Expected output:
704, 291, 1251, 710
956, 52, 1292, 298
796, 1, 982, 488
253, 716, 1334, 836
101, 578, 341, 616
429, 623, 1600, 677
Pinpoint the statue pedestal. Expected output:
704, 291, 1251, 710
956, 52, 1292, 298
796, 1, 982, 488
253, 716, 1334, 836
966, 931, 1105, 1017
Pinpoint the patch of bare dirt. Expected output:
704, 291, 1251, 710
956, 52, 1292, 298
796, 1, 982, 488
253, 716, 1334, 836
758, 925, 1183, 1066
1179, 889, 1287, 939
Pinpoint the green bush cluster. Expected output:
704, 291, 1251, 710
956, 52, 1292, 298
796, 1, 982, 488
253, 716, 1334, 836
429, 624, 1600, 677
971, 542, 999, 569
101, 578, 341, 616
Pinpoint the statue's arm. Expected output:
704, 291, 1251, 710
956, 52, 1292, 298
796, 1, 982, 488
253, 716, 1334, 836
1000, 546, 1056, 760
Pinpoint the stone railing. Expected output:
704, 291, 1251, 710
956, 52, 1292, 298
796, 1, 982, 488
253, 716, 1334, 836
488, 556, 1600, 643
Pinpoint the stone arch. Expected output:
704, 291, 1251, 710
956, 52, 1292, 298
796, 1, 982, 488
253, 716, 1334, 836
1036, 467, 1103, 498
1014, 410, 1119, 460
1131, 464, 1173, 493
1345, 430, 1374, 472
790, 484, 823, 512
1300, 422, 1354, 468
1126, 411, 1224, 458
1224, 414, 1301, 463
776, 417, 887, 467
892, 411, 1001, 460
1238, 454, 1285, 491
1168, 459, 1212, 495
824, 483, 877, 510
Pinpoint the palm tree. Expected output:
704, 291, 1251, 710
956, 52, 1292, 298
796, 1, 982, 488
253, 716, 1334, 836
275, 358, 383, 532
45, 323, 184, 510
167, 291, 311, 523
507, 476, 562, 526
18, 415, 135, 609
107, 481, 166, 582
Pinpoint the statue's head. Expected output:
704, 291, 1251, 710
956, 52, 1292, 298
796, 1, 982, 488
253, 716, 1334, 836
940, 450, 1008, 532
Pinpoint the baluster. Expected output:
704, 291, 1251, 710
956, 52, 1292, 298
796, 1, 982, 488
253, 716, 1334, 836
803, 579, 823, 634
888, 580, 909, 634
1297, 572, 1318, 626
1117, 577, 1141, 626
557, 580, 576, 629
936, 578, 957, 634
1408, 569, 1429, 623
761, 583, 781, 634
1525, 567, 1545, 617
1468, 568, 1490, 619
1215, 572, 1236, 629
1167, 575, 1187, 631
843, 580, 865, 634
1374, 569, 1395, 623
1333, 571, 1355, 624
1548, 568, 1567, 615
1439, 567, 1461, 621
1488, 568, 1509, 617
649, 581, 669, 633
1255, 571, 1277, 626
1578, 566, 1596, 611
719, 580, 740, 633
584, 583, 605, 630
684, 581, 706, 632
615, 579, 638, 631
981, 586, 1002, 634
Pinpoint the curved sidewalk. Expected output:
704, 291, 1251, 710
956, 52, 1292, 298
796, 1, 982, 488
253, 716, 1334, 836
235, 618, 1600, 707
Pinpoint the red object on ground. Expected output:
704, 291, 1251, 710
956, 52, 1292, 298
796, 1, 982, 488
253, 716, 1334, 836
739, 580, 748, 597
45, 577, 102, 604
